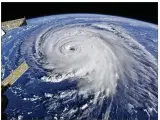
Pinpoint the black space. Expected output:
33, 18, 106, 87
1, 2, 158, 24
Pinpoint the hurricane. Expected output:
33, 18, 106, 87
2, 14, 158, 120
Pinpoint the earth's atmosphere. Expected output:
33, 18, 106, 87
1, 14, 158, 120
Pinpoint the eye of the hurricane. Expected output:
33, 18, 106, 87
61, 44, 77, 55
66, 45, 76, 51
69, 46, 75, 51
59, 40, 81, 56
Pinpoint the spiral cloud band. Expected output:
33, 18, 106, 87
20, 15, 157, 120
